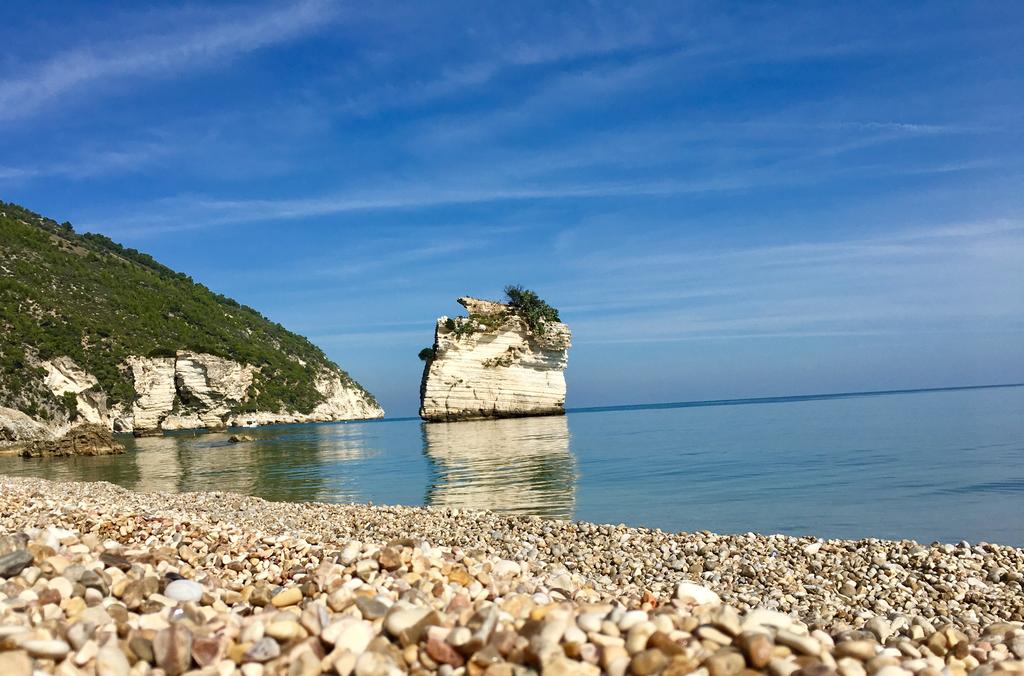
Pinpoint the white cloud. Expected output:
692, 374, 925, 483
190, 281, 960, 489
0, 0, 337, 120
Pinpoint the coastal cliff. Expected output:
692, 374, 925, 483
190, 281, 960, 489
419, 294, 571, 421
0, 200, 383, 445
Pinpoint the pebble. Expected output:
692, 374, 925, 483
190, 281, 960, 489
0, 651, 32, 676
676, 581, 722, 605
244, 637, 281, 662
164, 579, 204, 603
0, 475, 1022, 676
22, 639, 71, 660
96, 644, 131, 676
271, 587, 303, 607
0, 549, 33, 578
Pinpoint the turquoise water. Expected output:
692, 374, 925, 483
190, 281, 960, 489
2, 385, 1022, 545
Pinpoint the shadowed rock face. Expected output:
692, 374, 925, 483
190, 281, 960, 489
21, 423, 124, 458
419, 297, 571, 422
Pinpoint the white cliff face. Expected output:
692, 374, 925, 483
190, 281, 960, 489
11, 350, 382, 438
0, 406, 54, 445
171, 352, 256, 428
420, 297, 571, 422
41, 357, 108, 425
126, 356, 177, 433
226, 369, 384, 427
125, 352, 383, 434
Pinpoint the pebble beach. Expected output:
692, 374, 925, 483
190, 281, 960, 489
1, 476, 1023, 676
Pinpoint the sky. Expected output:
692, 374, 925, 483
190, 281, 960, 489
1, 1, 1022, 416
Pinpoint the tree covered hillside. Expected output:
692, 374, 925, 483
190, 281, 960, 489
0, 201, 377, 421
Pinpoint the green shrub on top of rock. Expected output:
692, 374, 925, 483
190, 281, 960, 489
504, 285, 560, 335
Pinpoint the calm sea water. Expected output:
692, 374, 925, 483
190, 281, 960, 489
2, 385, 1022, 545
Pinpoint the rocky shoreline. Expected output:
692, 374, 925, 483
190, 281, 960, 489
1, 477, 1022, 675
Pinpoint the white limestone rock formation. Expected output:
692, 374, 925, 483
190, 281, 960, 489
126, 351, 383, 435
0, 406, 54, 447
226, 370, 383, 427
126, 356, 177, 434
41, 356, 109, 425
420, 296, 571, 422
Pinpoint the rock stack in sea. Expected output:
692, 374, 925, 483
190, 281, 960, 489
420, 297, 572, 422
1, 477, 1023, 676
19, 423, 124, 458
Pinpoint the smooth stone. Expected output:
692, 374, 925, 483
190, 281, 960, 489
698, 625, 735, 646
23, 639, 72, 660
323, 618, 376, 654
384, 606, 431, 637
743, 609, 797, 632
545, 655, 601, 675
192, 636, 224, 667
866, 617, 893, 643
271, 587, 303, 607
835, 640, 878, 661
704, 649, 746, 676
675, 581, 721, 606
426, 635, 466, 667
578, 612, 605, 633
776, 630, 821, 656
738, 632, 775, 669
96, 644, 132, 676
153, 624, 194, 676
355, 596, 390, 619
631, 649, 669, 675
164, 579, 204, 603
244, 637, 281, 662
0, 550, 34, 578
618, 610, 649, 631
265, 620, 305, 641
354, 651, 403, 676
492, 559, 521, 577
0, 651, 32, 676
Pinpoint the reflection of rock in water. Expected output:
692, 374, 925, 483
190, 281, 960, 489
423, 415, 575, 520
128, 425, 372, 503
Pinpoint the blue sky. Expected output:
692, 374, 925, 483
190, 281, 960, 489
1, 1, 1022, 416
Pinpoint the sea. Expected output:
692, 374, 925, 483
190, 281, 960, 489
2, 384, 1022, 546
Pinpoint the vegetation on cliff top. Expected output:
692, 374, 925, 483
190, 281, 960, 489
503, 285, 561, 335
422, 286, 562, 358
0, 201, 378, 421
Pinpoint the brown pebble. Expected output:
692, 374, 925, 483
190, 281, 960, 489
738, 632, 775, 669
705, 648, 746, 676
153, 624, 193, 676
631, 649, 669, 675
0, 651, 32, 676
427, 635, 466, 667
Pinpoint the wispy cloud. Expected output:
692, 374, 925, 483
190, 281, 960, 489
0, 0, 336, 120
555, 219, 1024, 345
0, 140, 174, 181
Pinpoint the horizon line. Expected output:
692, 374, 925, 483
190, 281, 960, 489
368, 381, 1024, 422
565, 382, 1024, 415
